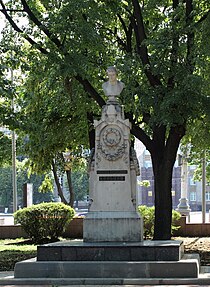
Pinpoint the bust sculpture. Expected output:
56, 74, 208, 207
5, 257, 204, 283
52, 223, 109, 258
102, 66, 125, 102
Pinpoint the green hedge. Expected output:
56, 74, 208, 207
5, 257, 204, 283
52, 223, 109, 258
138, 205, 181, 239
14, 202, 75, 243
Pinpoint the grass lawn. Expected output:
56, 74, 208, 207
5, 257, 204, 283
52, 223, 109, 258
0, 238, 37, 271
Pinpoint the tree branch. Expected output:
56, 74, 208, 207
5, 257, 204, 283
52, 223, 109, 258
0, 9, 24, 12
75, 75, 105, 108
130, 122, 153, 153
52, 160, 68, 204
117, 13, 133, 53
66, 169, 74, 207
166, 124, 186, 163
167, 0, 179, 88
131, 0, 162, 87
87, 112, 95, 150
131, 125, 153, 153
186, 0, 195, 73
117, 13, 128, 35
20, 0, 62, 49
127, 21, 133, 52
195, 10, 210, 26
0, 0, 48, 54
131, 0, 149, 64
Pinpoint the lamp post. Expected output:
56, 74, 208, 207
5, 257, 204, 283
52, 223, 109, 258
202, 152, 206, 223
11, 68, 17, 213
177, 150, 191, 220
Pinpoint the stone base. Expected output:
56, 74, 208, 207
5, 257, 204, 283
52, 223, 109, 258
83, 211, 143, 242
14, 240, 200, 279
176, 198, 191, 216
37, 240, 184, 261
14, 254, 200, 279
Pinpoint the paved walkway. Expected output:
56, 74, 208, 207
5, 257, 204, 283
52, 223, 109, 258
0, 284, 210, 287
1, 268, 210, 286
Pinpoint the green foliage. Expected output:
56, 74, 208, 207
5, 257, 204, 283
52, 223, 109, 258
0, 163, 53, 208
0, 0, 209, 239
14, 202, 75, 243
138, 205, 155, 239
0, 132, 12, 167
138, 180, 150, 187
38, 174, 54, 193
0, 238, 37, 271
0, 166, 13, 208
71, 167, 88, 202
184, 118, 210, 184
171, 209, 182, 234
138, 205, 181, 239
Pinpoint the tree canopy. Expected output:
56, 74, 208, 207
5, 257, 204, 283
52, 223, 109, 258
0, 0, 209, 239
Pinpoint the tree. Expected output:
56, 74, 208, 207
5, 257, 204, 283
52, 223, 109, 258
15, 63, 90, 207
0, 132, 12, 166
184, 116, 210, 184
0, 162, 53, 209
71, 165, 89, 208
0, 0, 209, 239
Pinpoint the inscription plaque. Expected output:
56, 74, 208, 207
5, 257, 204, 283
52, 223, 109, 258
99, 176, 125, 181
97, 170, 128, 174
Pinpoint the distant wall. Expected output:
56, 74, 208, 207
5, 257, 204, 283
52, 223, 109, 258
0, 217, 83, 239
174, 216, 210, 237
0, 225, 28, 239
1, 216, 210, 239
63, 217, 83, 238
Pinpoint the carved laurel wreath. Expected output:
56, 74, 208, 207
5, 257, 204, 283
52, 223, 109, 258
99, 126, 125, 161
102, 127, 121, 146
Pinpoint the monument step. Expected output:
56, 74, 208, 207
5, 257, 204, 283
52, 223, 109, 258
15, 254, 199, 279
37, 239, 184, 262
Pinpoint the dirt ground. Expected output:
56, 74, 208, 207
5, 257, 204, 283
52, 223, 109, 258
175, 237, 210, 265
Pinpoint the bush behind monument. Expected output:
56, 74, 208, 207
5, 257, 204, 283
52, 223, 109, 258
14, 202, 75, 243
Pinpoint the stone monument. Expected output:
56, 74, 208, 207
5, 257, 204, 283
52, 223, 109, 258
83, 66, 143, 242
13, 67, 200, 284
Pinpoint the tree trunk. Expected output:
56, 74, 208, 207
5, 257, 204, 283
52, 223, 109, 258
51, 160, 68, 204
87, 112, 95, 150
150, 125, 186, 240
151, 152, 173, 239
66, 169, 74, 207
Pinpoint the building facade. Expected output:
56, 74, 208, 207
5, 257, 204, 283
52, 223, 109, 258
137, 148, 210, 211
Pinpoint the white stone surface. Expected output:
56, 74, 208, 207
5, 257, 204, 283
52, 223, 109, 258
84, 80, 142, 242
88, 103, 137, 212
102, 66, 125, 103
84, 211, 142, 242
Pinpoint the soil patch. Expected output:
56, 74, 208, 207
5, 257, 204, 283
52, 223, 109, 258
175, 237, 210, 265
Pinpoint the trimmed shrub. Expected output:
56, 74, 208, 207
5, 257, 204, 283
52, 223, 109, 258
138, 205, 181, 239
138, 205, 155, 239
14, 202, 75, 243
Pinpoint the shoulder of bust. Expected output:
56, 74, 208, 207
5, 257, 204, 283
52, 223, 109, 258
102, 81, 109, 87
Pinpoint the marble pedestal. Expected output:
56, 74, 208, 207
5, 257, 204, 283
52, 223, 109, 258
83, 211, 143, 242
86, 102, 142, 242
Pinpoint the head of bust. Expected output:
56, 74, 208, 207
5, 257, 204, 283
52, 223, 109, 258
106, 66, 117, 85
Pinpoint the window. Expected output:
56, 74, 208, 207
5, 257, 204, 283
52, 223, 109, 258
171, 190, 175, 196
148, 191, 152, 197
189, 191, 196, 201
189, 178, 196, 185
206, 192, 210, 201
145, 161, 152, 168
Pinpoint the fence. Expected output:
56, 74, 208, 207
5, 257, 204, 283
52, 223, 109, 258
1, 216, 210, 239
